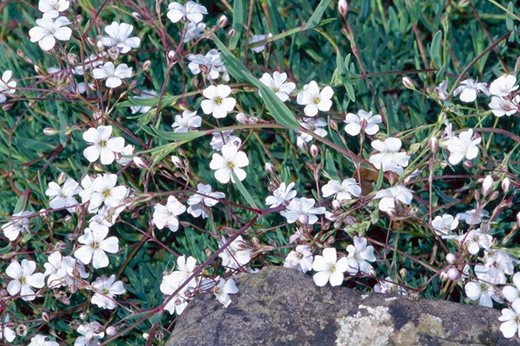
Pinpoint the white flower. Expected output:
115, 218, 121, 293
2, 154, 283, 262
265, 182, 297, 208
74, 222, 119, 269
489, 95, 519, 117
249, 33, 272, 53
38, 0, 69, 18
456, 209, 489, 225
453, 79, 488, 102
100, 22, 140, 53
29, 334, 59, 346
346, 236, 376, 275
187, 183, 225, 218
298, 117, 328, 143
209, 143, 249, 183
172, 110, 202, 133
45, 177, 82, 212
436, 81, 449, 101
160, 256, 199, 314
183, 22, 206, 42
283, 245, 313, 273
0, 70, 16, 103
153, 196, 186, 232
321, 178, 361, 201
374, 277, 407, 295
83, 126, 125, 165
312, 248, 349, 287
214, 278, 239, 308
445, 129, 481, 165
344, 110, 382, 136
503, 273, 520, 303
369, 137, 410, 175
2, 211, 31, 241
44, 251, 88, 290
0, 317, 15, 343
218, 236, 252, 270
29, 14, 72, 51
259, 71, 295, 102
499, 299, 520, 339
374, 185, 413, 213
296, 81, 334, 117
92, 62, 132, 88
74, 322, 105, 346
489, 75, 518, 97
457, 228, 492, 255
116, 144, 135, 166
167, 1, 207, 24
431, 214, 458, 239
90, 275, 126, 310
6, 259, 45, 301
130, 90, 157, 114
188, 49, 228, 81
200, 84, 236, 118
475, 250, 514, 285
281, 197, 326, 225
210, 131, 242, 151
80, 174, 128, 212
464, 281, 500, 307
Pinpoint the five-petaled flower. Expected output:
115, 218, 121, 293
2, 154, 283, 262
445, 129, 481, 165
6, 259, 45, 301
167, 1, 207, 24
29, 14, 72, 51
100, 22, 141, 54
281, 197, 326, 225
259, 71, 296, 102
201, 84, 236, 118
344, 110, 382, 136
296, 81, 334, 117
153, 196, 186, 232
92, 62, 133, 88
312, 248, 349, 287
74, 222, 119, 269
209, 143, 249, 183
83, 126, 125, 165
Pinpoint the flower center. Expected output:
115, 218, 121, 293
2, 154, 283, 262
102, 189, 111, 198
313, 97, 321, 105
226, 161, 235, 169
91, 241, 100, 250
99, 140, 107, 148
328, 263, 336, 273
19, 276, 26, 284
214, 96, 223, 105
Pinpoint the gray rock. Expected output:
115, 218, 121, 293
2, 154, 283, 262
167, 266, 518, 346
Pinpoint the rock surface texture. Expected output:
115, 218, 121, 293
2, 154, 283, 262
167, 266, 519, 346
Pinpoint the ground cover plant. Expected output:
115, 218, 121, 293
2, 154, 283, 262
0, 0, 520, 344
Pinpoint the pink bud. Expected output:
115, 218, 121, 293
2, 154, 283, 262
481, 175, 494, 196
502, 177, 511, 193
338, 0, 349, 17
447, 267, 460, 281
310, 144, 319, 158
218, 15, 228, 27
445, 253, 456, 265
298, 214, 309, 224
402, 76, 415, 90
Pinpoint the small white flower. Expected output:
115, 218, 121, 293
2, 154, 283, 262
0, 317, 15, 343
74, 222, 119, 269
0, 70, 16, 103
259, 71, 296, 102
153, 196, 186, 232
321, 178, 361, 201
312, 248, 349, 287
218, 236, 252, 270
187, 49, 228, 81
74, 322, 105, 346
346, 236, 376, 275
38, 0, 69, 18
83, 126, 125, 165
453, 79, 488, 103
445, 129, 481, 165
249, 33, 272, 53
476, 250, 514, 285
464, 281, 501, 307
214, 278, 239, 308
29, 334, 59, 346
210, 131, 242, 151
187, 183, 225, 218
167, 1, 207, 24
503, 273, 520, 303
45, 177, 82, 212
209, 143, 249, 184
499, 299, 520, 339
183, 22, 206, 42
130, 90, 157, 114
456, 209, 489, 225
431, 214, 458, 239
298, 117, 328, 143
100, 22, 140, 53
374, 277, 407, 295
2, 211, 31, 241
160, 256, 199, 315
436, 81, 449, 101
369, 137, 410, 175
296, 81, 334, 117
44, 251, 88, 290
29, 14, 72, 51
6, 259, 45, 301
201, 84, 236, 118
283, 245, 313, 273
116, 144, 135, 166
489, 74, 518, 97
90, 275, 126, 310
80, 174, 128, 213
457, 228, 492, 255
265, 182, 297, 208
172, 110, 202, 133
92, 62, 132, 88
488, 95, 519, 117
281, 197, 326, 225
373, 185, 413, 213
344, 110, 382, 136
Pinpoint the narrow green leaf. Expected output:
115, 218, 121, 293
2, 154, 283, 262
374, 165, 385, 191
231, 171, 260, 209
305, 0, 332, 30
506, 2, 514, 31
430, 30, 442, 67
229, 0, 245, 49
212, 35, 300, 130
141, 126, 205, 142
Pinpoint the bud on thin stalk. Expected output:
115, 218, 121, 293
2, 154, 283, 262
338, 0, 349, 18
481, 175, 494, 196
402, 76, 415, 90
502, 177, 511, 193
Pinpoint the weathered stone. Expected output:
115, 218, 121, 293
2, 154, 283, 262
167, 267, 518, 346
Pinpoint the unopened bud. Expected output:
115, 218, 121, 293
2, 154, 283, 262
93, 111, 103, 121
217, 15, 228, 28
298, 214, 309, 224
296, 136, 307, 152
42, 312, 51, 323
171, 155, 182, 168
142, 60, 152, 71
332, 199, 341, 210
106, 326, 117, 336
168, 50, 176, 60
132, 156, 147, 169
310, 144, 319, 158
446, 253, 456, 265
447, 267, 460, 281
502, 177, 511, 193
402, 76, 415, 90
43, 127, 58, 136
236, 112, 249, 124
132, 12, 141, 20
330, 119, 338, 131
481, 175, 494, 196
58, 172, 67, 185
429, 137, 439, 154
264, 162, 276, 175
517, 211, 520, 226
227, 29, 236, 37
338, 0, 349, 17
463, 160, 473, 169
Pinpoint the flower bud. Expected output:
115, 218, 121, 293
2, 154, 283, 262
264, 162, 276, 175
310, 144, 319, 158
296, 136, 307, 152
43, 127, 58, 136
429, 137, 439, 154
236, 112, 249, 124
171, 155, 183, 168
502, 177, 511, 193
463, 160, 473, 169
446, 253, 456, 265
106, 326, 117, 336
402, 76, 415, 90
42, 312, 51, 323
329, 119, 338, 131
142, 60, 152, 71
217, 15, 228, 28
132, 12, 141, 20
517, 211, 520, 226
298, 214, 309, 224
168, 50, 176, 60
447, 267, 460, 281
227, 29, 236, 37
58, 172, 67, 185
338, 0, 349, 17
133, 156, 147, 169
332, 199, 341, 210
481, 175, 494, 196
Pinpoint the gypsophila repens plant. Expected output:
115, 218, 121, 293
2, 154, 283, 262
0, 0, 520, 344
